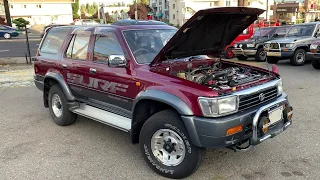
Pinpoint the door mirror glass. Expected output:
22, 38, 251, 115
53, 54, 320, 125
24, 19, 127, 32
108, 55, 127, 67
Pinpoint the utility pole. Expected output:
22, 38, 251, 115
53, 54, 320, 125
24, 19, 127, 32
266, 0, 269, 20
135, 0, 138, 20
3, 0, 12, 26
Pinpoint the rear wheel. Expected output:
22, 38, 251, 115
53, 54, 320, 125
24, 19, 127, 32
312, 59, 320, 69
255, 48, 267, 62
139, 110, 205, 179
290, 49, 306, 66
266, 57, 279, 64
48, 85, 77, 126
225, 47, 234, 59
4, 33, 11, 39
236, 55, 248, 60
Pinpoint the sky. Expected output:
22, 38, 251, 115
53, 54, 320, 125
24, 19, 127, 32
79, 0, 133, 5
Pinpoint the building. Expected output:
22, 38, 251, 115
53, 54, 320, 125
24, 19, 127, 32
271, 0, 320, 23
149, 0, 169, 20
1, 0, 74, 26
169, 0, 274, 26
103, 6, 129, 20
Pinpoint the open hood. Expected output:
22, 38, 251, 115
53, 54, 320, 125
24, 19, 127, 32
150, 7, 264, 66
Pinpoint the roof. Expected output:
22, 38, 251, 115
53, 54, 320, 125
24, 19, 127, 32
52, 24, 176, 31
8, 0, 74, 3
112, 20, 168, 26
293, 22, 320, 26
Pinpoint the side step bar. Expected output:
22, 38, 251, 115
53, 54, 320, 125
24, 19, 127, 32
72, 104, 132, 132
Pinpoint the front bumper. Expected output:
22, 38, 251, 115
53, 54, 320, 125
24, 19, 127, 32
34, 75, 44, 91
234, 48, 257, 56
306, 52, 320, 61
182, 93, 292, 148
266, 49, 294, 58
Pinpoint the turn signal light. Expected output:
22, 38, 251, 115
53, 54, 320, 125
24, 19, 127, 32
310, 49, 317, 53
226, 125, 243, 136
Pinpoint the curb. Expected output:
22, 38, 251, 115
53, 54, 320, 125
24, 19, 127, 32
0, 57, 33, 65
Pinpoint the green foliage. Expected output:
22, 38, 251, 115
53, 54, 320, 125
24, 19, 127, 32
72, 0, 80, 16
12, 18, 30, 29
73, 14, 80, 19
80, 4, 86, 13
85, 3, 98, 15
133, 0, 149, 4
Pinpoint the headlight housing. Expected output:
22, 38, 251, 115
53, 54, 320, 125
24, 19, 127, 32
277, 79, 283, 96
264, 43, 270, 48
239, 44, 243, 48
310, 44, 319, 50
234, 44, 238, 48
198, 96, 238, 117
247, 43, 255, 48
284, 43, 294, 48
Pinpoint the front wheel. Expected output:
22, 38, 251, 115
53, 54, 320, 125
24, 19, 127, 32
312, 59, 320, 69
4, 33, 11, 39
290, 49, 306, 66
139, 110, 205, 179
255, 48, 267, 62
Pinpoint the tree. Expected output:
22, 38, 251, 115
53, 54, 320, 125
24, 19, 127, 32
80, 4, 86, 13
12, 18, 30, 29
121, 2, 125, 6
128, 3, 151, 20
133, 0, 149, 4
117, 2, 121, 6
72, 0, 80, 19
3, 0, 12, 26
0, 16, 6, 25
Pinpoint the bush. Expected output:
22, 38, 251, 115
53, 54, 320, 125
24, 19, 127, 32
73, 14, 80, 19
12, 18, 30, 29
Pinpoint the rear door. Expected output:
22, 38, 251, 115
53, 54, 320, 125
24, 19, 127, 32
0, 25, 6, 37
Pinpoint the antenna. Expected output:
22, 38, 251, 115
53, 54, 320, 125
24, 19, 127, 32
257, 15, 271, 77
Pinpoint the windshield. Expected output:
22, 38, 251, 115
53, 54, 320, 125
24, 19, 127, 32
123, 29, 177, 64
252, 28, 274, 38
287, 25, 315, 37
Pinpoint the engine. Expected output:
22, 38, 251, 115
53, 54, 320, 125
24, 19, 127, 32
175, 63, 267, 90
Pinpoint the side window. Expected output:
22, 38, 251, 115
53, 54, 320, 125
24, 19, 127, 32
65, 31, 91, 60
93, 32, 124, 63
274, 27, 287, 38
40, 27, 71, 54
0, 26, 6, 30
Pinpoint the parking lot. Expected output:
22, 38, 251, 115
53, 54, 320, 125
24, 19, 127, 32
1, 59, 320, 180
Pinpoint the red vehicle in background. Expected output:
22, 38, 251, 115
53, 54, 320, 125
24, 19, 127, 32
224, 24, 254, 59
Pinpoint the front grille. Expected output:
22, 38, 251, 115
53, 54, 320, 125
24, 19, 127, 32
270, 43, 280, 49
239, 86, 278, 111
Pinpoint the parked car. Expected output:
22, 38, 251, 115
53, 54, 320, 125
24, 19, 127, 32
74, 19, 99, 25
34, 7, 293, 179
265, 22, 320, 66
0, 25, 19, 39
224, 24, 254, 59
112, 19, 168, 26
40, 24, 67, 38
234, 25, 291, 61
307, 41, 320, 69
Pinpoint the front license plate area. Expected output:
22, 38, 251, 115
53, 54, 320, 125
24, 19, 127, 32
267, 52, 281, 57
268, 106, 283, 125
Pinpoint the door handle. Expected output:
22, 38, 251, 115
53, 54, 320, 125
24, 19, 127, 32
61, 64, 67, 68
90, 68, 97, 74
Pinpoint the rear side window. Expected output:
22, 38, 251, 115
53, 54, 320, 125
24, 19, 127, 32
274, 27, 288, 38
40, 27, 71, 54
66, 31, 91, 60
93, 32, 124, 63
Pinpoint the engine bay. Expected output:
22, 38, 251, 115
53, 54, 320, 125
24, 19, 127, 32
174, 62, 271, 91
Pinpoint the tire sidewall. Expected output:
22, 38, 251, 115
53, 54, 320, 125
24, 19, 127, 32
48, 85, 68, 125
140, 113, 201, 178
292, 49, 306, 66
256, 48, 266, 62
4, 33, 11, 39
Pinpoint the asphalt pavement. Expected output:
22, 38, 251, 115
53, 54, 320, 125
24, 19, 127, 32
0, 60, 320, 180
0, 33, 41, 58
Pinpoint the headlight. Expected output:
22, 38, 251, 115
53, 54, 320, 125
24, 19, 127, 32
284, 43, 294, 48
264, 44, 270, 48
310, 44, 318, 50
198, 96, 238, 117
234, 44, 238, 48
277, 79, 283, 96
239, 44, 243, 48
247, 43, 255, 48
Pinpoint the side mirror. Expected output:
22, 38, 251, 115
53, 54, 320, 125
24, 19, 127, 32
108, 55, 127, 68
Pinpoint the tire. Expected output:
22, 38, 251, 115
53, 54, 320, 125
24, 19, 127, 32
225, 48, 234, 59
312, 59, 320, 69
48, 84, 77, 126
266, 57, 279, 64
236, 55, 248, 60
139, 110, 205, 179
4, 33, 11, 39
290, 49, 306, 66
255, 48, 266, 62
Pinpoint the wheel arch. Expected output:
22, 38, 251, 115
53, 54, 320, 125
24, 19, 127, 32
43, 72, 75, 107
131, 90, 200, 146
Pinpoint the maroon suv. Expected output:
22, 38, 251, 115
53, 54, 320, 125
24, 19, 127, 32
34, 7, 293, 179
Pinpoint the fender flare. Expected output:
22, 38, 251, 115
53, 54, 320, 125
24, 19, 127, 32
44, 72, 75, 101
132, 90, 194, 116
293, 44, 309, 51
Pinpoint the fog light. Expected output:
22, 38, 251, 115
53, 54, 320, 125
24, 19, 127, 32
226, 125, 243, 136
259, 116, 270, 135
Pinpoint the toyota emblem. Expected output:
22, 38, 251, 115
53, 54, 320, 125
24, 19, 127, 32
259, 93, 265, 101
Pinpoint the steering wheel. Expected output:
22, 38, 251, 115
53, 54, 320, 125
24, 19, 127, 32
133, 48, 150, 56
